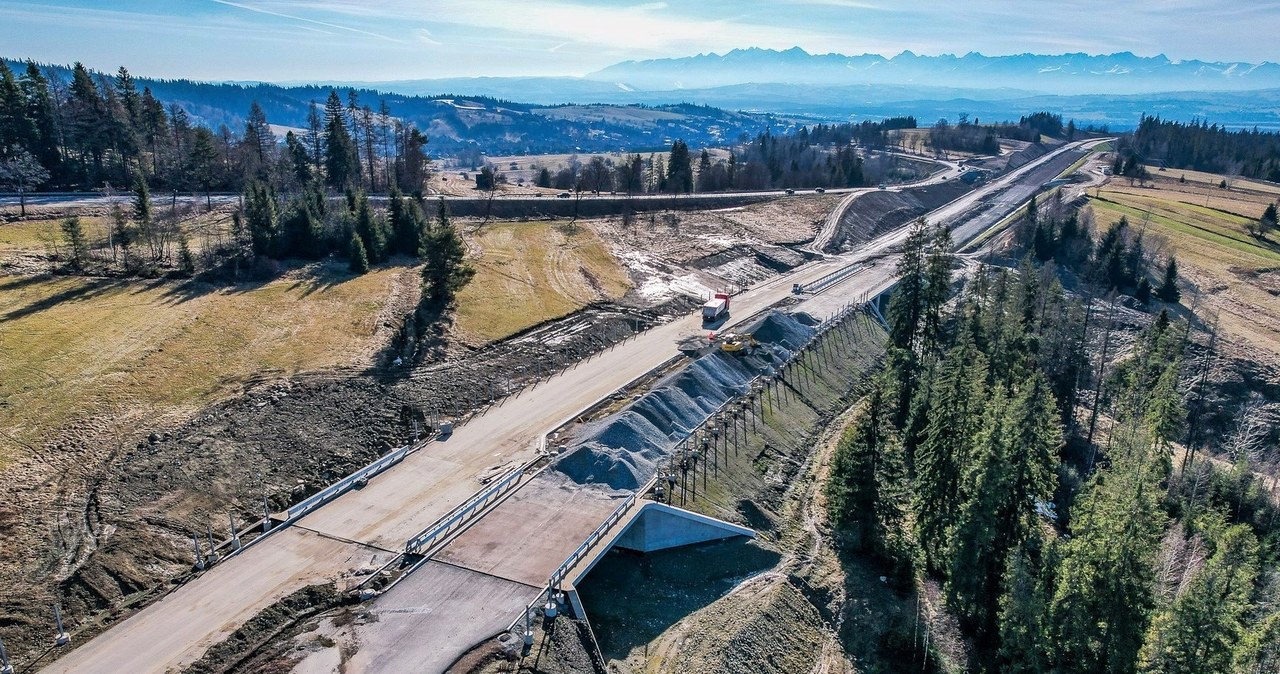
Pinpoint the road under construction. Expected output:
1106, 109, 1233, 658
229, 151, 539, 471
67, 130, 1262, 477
39, 138, 1104, 674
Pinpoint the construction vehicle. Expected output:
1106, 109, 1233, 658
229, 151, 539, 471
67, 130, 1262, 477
702, 293, 730, 322
718, 332, 758, 355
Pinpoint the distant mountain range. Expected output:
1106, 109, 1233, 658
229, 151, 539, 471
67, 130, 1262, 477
587, 48, 1280, 95
304, 49, 1280, 131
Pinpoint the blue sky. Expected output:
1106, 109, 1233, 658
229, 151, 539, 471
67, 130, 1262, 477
2, 0, 1278, 81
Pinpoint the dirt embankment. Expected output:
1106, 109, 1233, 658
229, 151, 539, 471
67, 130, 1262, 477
825, 181, 973, 253
0, 295, 696, 666
554, 311, 965, 674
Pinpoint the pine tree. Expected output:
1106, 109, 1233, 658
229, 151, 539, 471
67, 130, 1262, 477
60, 215, 88, 271
421, 198, 475, 307
241, 101, 274, 181
666, 140, 693, 193
888, 219, 932, 353
19, 61, 62, 182
921, 222, 954, 353
138, 87, 168, 179
1139, 524, 1259, 674
348, 232, 369, 274
1052, 435, 1165, 674
133, 173, 152, 224
323, 90, 358, 190
1261, 203, 1278, 238
828, 385, 887, 546
242, 181, 278, 257
997, 535, 1054, 674
1157, 257, 1181, 303
695, 149, 714, 192
1135, 276, 1151, 304
388, 187, 426, 257
947, 374, 1059, 635
352, 191, 385, 262
947, 384, 1012, 621
65, 62, 109, 183
305, 100, 323, 178
187, 127, 219, 208
0, 61, 28, 156
914, 336, 987, 571
178, 236, 196, 275
1092, 217, 1129, 290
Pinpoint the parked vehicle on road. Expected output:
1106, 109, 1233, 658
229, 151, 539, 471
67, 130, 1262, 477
702, 293, 731, 322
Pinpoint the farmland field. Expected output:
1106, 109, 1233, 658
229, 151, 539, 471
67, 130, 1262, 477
1088, 170, 1280, 361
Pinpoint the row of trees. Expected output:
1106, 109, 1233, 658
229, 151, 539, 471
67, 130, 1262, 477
522, 121, 893, 197
927, 112, 1078, 156
827, 219, 1274, 672
1018, 195, 1180, 304
1125, 115, 1280, 183
0, 60, 432, 196
235, 181, 470, 303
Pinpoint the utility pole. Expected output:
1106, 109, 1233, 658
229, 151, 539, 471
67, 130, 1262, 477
229, 513, 242, 552
53, 605, 70, 647
1, 632, 13, 674
192, 534, 205, 571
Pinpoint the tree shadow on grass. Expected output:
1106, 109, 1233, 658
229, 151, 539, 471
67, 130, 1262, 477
0, 276, 129, 324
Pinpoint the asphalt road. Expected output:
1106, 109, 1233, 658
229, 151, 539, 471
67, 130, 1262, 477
38, 138, 1101, 674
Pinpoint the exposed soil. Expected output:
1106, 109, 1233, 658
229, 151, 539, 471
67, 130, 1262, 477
0, 295, 698, 666
825, 181, 973, 254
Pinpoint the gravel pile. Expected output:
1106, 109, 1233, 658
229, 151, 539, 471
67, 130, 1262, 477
554, 311, 816, 490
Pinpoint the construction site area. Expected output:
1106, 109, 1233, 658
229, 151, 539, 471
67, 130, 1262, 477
1, 136, 1209, 674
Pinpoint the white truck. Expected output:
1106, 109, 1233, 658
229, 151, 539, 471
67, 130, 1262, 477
702, 293, 731, 323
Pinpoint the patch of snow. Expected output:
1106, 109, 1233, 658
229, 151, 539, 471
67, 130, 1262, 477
618, 251, 713, 301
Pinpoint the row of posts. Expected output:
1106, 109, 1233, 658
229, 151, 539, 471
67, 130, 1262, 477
656, 300, 878, 508
515, 297, 876, 664
194, 317, 662, 573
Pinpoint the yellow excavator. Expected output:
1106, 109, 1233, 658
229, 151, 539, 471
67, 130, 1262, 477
718, 332, 759, 355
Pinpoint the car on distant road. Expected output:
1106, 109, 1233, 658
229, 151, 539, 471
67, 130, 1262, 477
815, 187, 826, 193
784, 188, 795, 195
557, 192, 571, 199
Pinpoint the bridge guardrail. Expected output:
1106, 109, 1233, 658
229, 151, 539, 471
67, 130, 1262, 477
285, 444, 413, 522
404, 461, 530, 555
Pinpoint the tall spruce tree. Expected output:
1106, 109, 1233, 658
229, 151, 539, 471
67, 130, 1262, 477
323, 90, 358, 190
948, 374, 1059, 635
666, 140, 694, 193
1051, 434, 1165, 674
996, 534, 1054, 674
914, 333, 988, 571
421, 198, 474, 307
19, 61, 62, 181
1157, 257, 1181, 303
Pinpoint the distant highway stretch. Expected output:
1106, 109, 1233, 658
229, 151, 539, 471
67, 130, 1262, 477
0, 154, 963, 210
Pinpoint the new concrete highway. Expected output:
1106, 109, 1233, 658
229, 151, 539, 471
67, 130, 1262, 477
38, 138, 1099, 674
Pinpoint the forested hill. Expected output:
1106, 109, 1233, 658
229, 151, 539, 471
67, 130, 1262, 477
1, 58, 793, 156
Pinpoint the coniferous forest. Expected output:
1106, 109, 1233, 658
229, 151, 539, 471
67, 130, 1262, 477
827, 207, 1278, 673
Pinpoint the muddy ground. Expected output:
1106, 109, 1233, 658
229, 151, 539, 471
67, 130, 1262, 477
0, 192, 844, 666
